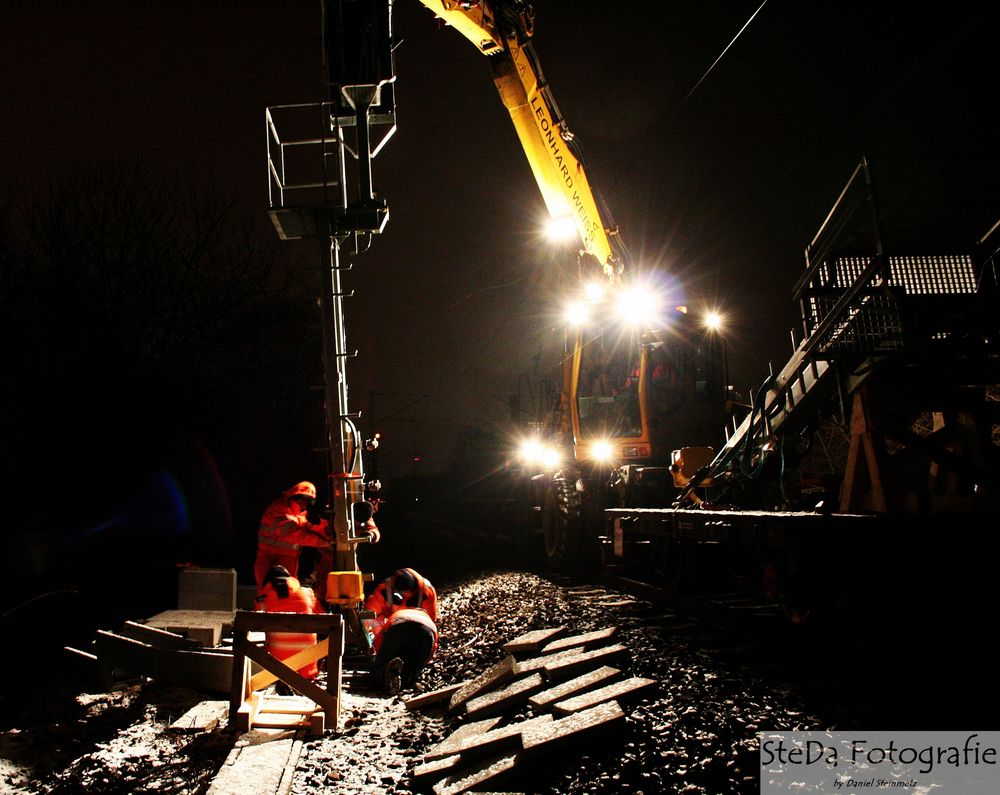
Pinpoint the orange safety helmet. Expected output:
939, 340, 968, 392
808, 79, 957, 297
284, 481, 317, 501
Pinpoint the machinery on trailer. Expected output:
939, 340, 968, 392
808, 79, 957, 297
606, 158, 1000, 615
412, 0, 731, 569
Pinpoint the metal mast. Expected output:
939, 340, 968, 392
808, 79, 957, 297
265, 0, 395, 573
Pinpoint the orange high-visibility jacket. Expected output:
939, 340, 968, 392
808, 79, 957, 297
257, 575, 325, 679
257, 496, 330, 553
364, 568, 438, 624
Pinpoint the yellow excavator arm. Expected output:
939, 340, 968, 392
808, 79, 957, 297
416, 0, 624, 281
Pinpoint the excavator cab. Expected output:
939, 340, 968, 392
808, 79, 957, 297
568, 304, 727, 469
573, 330, 644, 445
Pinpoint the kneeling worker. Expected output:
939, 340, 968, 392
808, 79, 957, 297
363, 568, 438, 693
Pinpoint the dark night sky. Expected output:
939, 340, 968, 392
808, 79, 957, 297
2, 2, 997, 531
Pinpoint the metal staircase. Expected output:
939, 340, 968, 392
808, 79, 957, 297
689, 158, 990, 496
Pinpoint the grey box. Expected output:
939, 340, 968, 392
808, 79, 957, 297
177, 568, 237, 612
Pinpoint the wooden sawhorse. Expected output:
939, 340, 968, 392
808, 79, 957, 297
229, 610, 344, 735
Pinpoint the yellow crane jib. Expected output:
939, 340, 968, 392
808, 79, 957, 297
416, 0, 620, 281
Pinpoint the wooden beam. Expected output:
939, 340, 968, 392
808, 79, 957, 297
93, 630, 233, 692
249, 638, 330, 692
121, 621, 199, 651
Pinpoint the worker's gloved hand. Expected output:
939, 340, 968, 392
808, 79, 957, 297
306, 505, 323, 525
367, 526, 381, 544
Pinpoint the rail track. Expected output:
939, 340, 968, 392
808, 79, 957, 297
397, 507, 796, 630
385, 506, 994, 730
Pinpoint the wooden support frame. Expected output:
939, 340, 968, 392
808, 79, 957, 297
840, 388, 889, 513
229, 610, 344, 735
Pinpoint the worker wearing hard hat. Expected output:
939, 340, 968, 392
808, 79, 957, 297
365, 567, 436, 620
254, 481, 332, 591
363, 568, 438, 693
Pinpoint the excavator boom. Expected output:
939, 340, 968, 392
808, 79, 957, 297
416, 0, 623, 280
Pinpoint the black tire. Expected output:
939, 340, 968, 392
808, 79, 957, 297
542, 470, 583, 572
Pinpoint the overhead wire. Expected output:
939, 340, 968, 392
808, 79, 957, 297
612, 0, 771, 191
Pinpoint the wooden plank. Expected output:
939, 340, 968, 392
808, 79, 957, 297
465, 673, 545, 719
501, 627, 566, 655
432, 753, 520, 795
251, 712, 311, 729
260, 695, 318, 714
541, 644, 629, 681
510, 646, 596, 676
552, 677, 657, 715
233, 610, 341, 634
424, 717, 504, 761
121, 620, 199, 651
169, 700, 229, 733
521, 700, 625, 756
451, 715, 552, 760
404, 682, 467, 711
539, 627, 618, 655
231, 650, 251, 723
448, 655, 520, 713
528, 666, 622, 711
235, 691, 261, 735
413, 753, 463, 783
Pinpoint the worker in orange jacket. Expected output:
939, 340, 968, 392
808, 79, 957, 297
363, 568, 438, 692
255, 564, 325, 680
365, 567, 437, 622
254, 481, 332, 591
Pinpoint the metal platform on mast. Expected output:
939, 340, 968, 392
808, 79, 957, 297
248, 4, 398, 711
264, 0, 395, 576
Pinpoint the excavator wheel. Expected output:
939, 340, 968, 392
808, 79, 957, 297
542, 470, 583, 572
